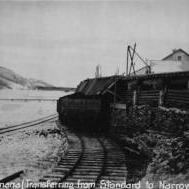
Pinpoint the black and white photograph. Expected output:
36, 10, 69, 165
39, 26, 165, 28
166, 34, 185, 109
0, 0, 189, 188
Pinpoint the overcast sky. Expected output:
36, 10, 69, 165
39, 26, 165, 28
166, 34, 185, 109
0, 0, 189, 87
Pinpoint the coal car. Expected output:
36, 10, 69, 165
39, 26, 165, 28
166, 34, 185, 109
57, 76, 121, 131
57, 93, 111, 131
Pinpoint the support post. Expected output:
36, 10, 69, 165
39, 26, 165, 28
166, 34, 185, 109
133, 90, 137, 106
159, 90, 164, 106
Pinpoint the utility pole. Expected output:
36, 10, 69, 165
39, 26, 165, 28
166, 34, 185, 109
126, 45, 129, 76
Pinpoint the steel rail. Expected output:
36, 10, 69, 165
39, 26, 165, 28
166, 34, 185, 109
0, 114, 58, 136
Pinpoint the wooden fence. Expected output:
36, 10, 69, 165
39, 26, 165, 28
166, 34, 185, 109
119, 89, 189, 110
138, 90, 159, 106
165, 90, 189, 109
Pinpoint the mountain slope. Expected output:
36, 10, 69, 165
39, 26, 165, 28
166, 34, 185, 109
0, 66, 54, 89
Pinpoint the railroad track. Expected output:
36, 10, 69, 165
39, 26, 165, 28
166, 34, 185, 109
0, 119, 127, 188
0, 113, 59, 184
37, 121, 127, 189
0, 113, 58, 137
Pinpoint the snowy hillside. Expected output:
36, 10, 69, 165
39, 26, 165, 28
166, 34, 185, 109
0, 66, 53, 89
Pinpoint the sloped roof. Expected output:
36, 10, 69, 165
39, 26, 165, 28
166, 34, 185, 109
162, 49, 189, 60
76, 76, 121, 95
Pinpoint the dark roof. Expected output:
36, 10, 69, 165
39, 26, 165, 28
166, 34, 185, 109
76, 76, 122, 95
123, 70, 189, 81
76, 71, 189, 96
162, 49, 189, 60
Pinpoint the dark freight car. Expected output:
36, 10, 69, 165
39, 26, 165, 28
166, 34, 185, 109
57, 76, 125, 131
57, 93, 111, 131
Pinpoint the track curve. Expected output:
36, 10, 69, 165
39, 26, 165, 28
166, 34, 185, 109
38, 121, 127, 189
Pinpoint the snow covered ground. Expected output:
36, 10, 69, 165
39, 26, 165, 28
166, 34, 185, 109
0, 89, 70, 100
0, 121, 68, 182
0, 89, 70, 182
0, 101, 57, 128
0, 89, 72, 128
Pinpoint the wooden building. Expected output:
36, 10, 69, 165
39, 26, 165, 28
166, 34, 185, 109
58, 49, 189, 130
121, 71, 189, 108
162, 49, 189, 62
136, 49, 189, 75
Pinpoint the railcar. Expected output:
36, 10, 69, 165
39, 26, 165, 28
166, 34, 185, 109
57, 93, 110, 131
